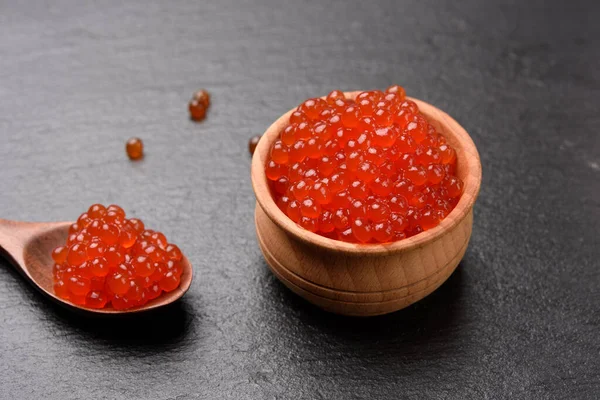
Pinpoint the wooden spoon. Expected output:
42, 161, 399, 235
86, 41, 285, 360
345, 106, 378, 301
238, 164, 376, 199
0, 218, 193, 314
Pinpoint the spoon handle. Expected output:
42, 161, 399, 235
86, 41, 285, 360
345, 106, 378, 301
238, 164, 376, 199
0, 219, 32, 268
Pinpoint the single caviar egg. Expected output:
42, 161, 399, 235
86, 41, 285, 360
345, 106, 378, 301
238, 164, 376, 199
265, 87, 464, 244
189, 89, 210, 121
126, 138, 144, 160
189, 99, 206, 121
193, 89, 211, 107
249, 135, 261, 155
51, 204, 185, 310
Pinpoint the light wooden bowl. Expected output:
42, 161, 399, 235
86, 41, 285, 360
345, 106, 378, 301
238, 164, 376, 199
251, 91, 481, 316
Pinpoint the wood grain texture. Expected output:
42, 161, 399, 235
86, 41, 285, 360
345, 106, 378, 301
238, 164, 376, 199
256, 206, 472, 304
0, 219, 193, 314
251, 93, 481, 315
0, 0, 599, 399
257, 206, 470, 316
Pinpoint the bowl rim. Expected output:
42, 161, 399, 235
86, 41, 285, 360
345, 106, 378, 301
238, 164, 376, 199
251, 91, 482, 255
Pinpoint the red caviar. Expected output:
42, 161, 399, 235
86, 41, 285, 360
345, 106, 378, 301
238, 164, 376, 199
126, 138, 144, 160
52, 204, 184, 309
249, 135, 261, 155
189, 89, 211, 121
266, 86, 463, 243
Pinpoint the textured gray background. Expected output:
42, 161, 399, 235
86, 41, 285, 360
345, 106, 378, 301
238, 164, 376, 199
1, 0, 599, 399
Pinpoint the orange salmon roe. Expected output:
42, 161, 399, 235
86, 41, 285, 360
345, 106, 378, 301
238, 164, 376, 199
249, 135, 261, 155
266, 86, 463, 243
126, 138, 144, 160
189, 89, 211, 121
193, 89, 210, 107
52, 204, 185, 309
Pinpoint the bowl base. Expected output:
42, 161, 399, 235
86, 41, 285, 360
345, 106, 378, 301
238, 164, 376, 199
255, 204, 470, 316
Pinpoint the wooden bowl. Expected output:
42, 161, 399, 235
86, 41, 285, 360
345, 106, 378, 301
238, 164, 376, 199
251, 91, 481, 316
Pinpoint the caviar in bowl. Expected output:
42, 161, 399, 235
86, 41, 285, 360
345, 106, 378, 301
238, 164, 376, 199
251, 90, 481, 316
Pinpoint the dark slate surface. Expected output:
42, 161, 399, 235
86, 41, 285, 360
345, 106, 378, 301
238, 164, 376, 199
0, 1, 599, 399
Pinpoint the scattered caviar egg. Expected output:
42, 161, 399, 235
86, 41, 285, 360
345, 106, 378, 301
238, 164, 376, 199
188, 99, 206, 121
126, 138, 144, 160
265, 86, 464, 243
51, 204, 185, 309
248, 135, 261, 155
193, 89, 211, 107
189, 89, 210, 122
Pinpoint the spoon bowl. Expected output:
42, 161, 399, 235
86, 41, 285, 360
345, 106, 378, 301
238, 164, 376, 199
0, 219, 192, 314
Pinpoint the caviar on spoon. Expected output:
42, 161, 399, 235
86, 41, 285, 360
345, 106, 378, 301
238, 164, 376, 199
0, 207, 193, 314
